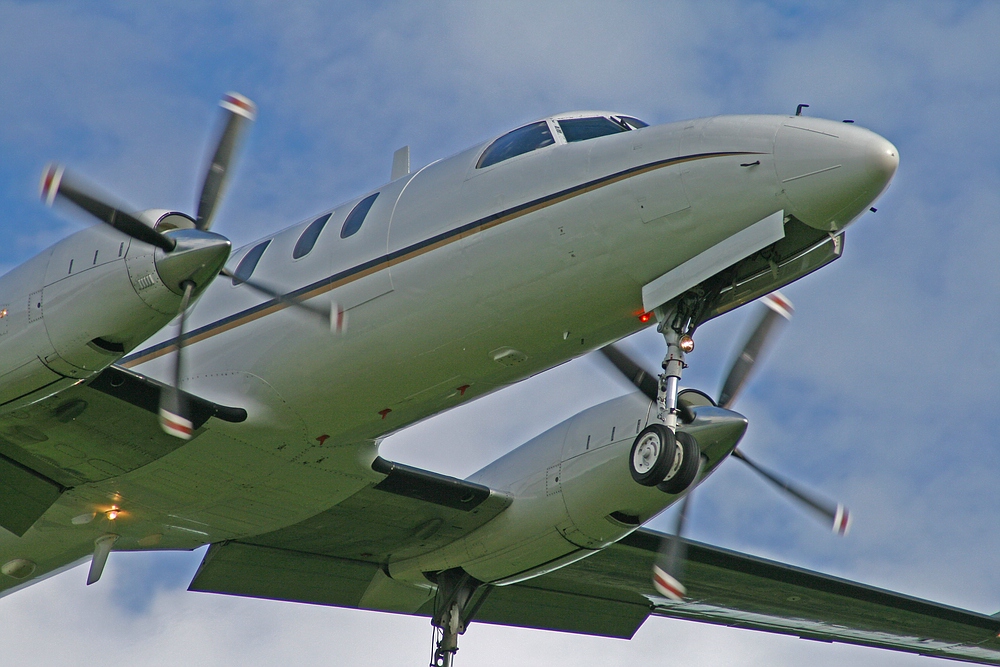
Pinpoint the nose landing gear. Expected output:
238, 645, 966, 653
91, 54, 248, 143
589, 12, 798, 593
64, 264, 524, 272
627, 306, 702, 492
628, 424, 701, 492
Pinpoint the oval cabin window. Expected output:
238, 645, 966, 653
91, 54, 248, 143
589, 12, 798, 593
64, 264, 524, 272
293, 213, 332, 259
231, 239, 271, 285
340, 193, 379, 239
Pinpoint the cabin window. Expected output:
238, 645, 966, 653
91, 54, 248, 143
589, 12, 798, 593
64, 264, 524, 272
293, 213, 332, 259
558, 116, 629, 143
341, 193, 379, 238
231, 239, 271, 285
477, 121, 555, 169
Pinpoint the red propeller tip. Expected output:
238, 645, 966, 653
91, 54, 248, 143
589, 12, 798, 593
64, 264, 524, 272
762, 291, 794, 320
159, 408, 193, 440
220, 92, 257, 120
833, 504, 851, 536
653, 563, 686, 601
39, 164, 64, 206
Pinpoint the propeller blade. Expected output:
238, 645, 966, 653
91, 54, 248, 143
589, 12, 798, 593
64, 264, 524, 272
652, 452, 704, 601
599, 343, 659, 401
40, 164, 176, 252
196, 92, 257, 231
718, 291, 793, 409
653, 492, 693, 601
158, 281, 195, 440
220, 267, 344, 333
731, 448, 851, 535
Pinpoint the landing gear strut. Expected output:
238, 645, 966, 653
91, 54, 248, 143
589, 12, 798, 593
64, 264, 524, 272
655, 326, 693, 430
625, 303, 702, 491
430, 569, 486, 667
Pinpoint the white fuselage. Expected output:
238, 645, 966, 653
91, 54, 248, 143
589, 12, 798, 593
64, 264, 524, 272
0, 112, 898, 591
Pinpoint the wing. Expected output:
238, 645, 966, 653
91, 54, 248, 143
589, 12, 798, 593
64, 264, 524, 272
0, 364, 250, 597
190, 458, 513, 614
190, 527, 1000, 664
0, 366, 245, 540
488, 528, 1000, 664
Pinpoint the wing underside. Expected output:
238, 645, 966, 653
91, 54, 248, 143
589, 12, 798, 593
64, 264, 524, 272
189, 524, 1000, 664
535, 530, 1000, 664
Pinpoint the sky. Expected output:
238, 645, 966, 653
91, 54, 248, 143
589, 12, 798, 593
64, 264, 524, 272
1, 1, 999, 665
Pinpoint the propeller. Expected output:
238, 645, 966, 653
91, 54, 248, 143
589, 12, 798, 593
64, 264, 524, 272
41, 92, 257, 440
652, 467, 698, 601
715, 292, 849, 533
718, 292, 793, 409
159, 281, 195, 438
40, 165, 177, 252
600, 291, 850, 602
731, 448, 851, 535
218, 267, 346, 333
196, 94, 258, 231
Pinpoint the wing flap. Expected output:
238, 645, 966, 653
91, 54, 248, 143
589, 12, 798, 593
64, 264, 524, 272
0, 451, 65, 536
190, 542, 381, 608
513, 529, 1000, 664
188, 540, 647, 638
473, 584, 649, 639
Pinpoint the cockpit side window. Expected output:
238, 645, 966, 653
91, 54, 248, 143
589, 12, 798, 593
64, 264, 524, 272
617, 116, 649, 129
558, 116, 629, 143
477, 121, 555, 169
231, 239, 271, 285
293, 213, 332, 259
341, 193, 379, 238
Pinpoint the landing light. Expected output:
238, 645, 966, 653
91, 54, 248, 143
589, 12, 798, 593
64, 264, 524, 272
679, 335, 695, 353
106, 506, 120, 521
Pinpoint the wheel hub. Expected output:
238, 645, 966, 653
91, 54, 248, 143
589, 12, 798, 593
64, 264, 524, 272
633, 434, 661, 474
663, 445, 684, 482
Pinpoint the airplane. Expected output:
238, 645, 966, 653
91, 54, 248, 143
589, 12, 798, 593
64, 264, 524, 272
1, 91, 998, 666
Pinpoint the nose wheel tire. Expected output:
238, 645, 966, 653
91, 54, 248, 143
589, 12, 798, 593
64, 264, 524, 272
630, 424, 677, 486
658, 430, 701, 494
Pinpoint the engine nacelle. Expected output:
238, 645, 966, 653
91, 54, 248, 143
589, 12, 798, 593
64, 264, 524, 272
388, 391, 747, 586
0, 218, 228, 410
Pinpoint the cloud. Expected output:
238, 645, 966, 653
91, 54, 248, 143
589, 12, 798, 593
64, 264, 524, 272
1, 1, 999, 665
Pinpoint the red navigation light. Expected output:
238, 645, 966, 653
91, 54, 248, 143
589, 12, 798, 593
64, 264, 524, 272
639, 312, 652, 323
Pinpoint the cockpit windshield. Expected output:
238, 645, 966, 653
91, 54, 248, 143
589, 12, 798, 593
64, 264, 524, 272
558, 115, 648, 143
476, 114, 650, 169
477, 121, 555, 169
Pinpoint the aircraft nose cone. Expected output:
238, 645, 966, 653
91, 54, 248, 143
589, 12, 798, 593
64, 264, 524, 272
154, 229, 231, 295
868, 134, 900, 185
775, 120, 899, 231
